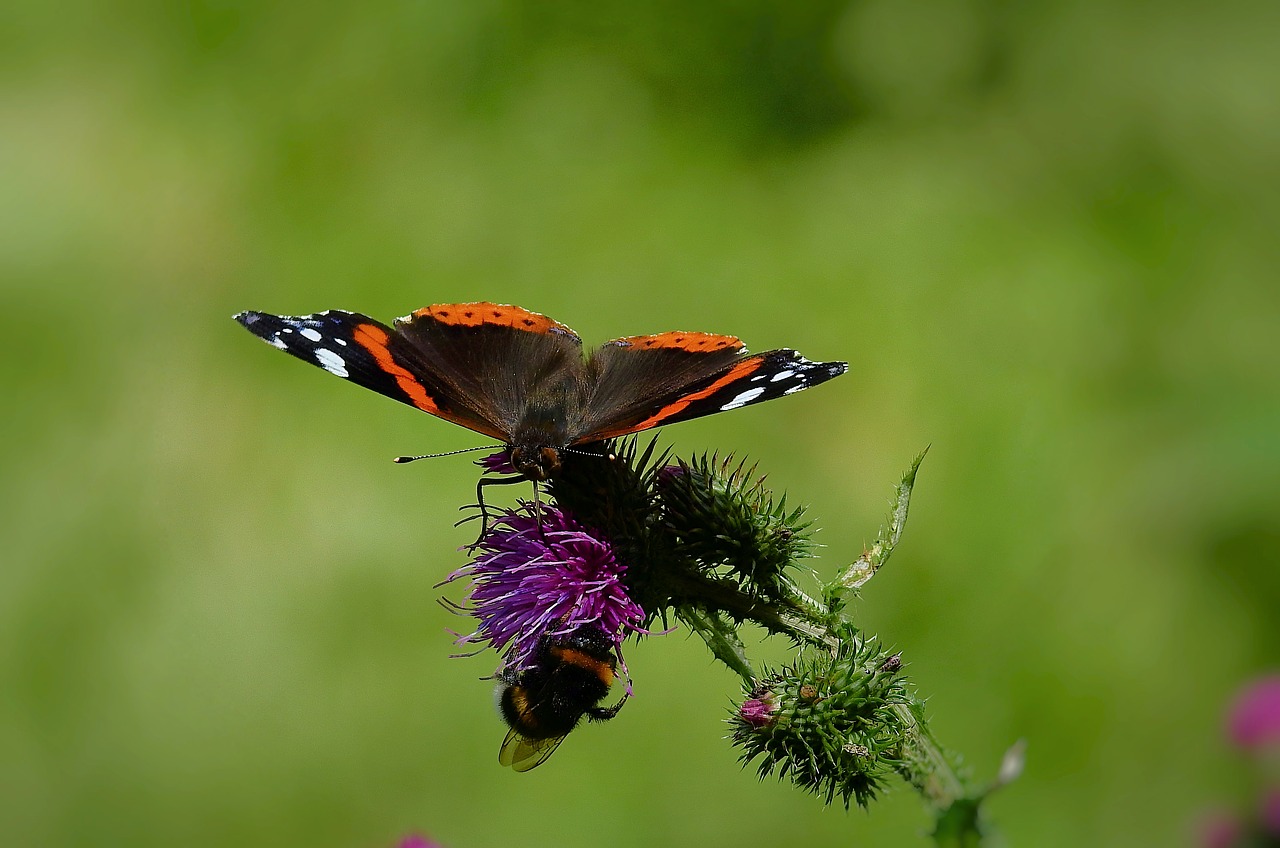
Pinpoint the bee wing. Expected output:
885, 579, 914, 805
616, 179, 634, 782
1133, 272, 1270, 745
498, 727, 568, 772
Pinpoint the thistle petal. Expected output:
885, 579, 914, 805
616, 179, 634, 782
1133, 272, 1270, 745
445, 504, 645, 672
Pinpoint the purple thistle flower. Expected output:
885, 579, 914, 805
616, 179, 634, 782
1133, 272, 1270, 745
1226, 674, 1280, 751
444, 504, 646, 672
476, 450, 517, 476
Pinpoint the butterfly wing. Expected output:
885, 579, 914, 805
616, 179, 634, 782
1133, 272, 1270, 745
235, 303, 584, 442
237, 308, 845, 447
498, 727, 568, 772
391, 303, 585, 438
235, 309, 510, 440
574, 332, 848, 442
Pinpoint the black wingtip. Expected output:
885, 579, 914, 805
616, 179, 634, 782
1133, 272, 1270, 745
234, 310, 287, 347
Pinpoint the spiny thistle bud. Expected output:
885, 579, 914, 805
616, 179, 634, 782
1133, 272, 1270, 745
657, 453, 812, 600
728, 626, 912, 809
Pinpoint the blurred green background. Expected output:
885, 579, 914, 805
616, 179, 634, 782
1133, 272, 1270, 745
3, 0, 1277, 845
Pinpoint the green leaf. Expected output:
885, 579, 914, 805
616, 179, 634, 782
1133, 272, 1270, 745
831, 447, 929, 596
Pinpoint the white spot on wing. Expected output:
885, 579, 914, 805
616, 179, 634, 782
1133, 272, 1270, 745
770, 369, 795, 382
721, 386, 766, 410
268, 336, 288, 350
314, 348, 349, 377
300, 328, 323, 342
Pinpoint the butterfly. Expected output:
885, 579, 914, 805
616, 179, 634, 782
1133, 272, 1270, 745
234, 302, 846, 480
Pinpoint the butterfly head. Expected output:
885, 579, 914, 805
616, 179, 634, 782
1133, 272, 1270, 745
509, 443, 562, 481
508, 405, 574, 481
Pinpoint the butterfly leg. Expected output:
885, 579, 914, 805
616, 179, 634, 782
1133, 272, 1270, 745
531, 481, 546, 540
461, 473, 526, 549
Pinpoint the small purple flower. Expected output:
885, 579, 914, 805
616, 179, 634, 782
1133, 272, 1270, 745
1261, 788, 1280, 836
397, 835, 443, 848
656, 463, 687, 486
1226, 675, 1280, 751
1196, 811, 1244, 848
445, 504, 645, 672
739, 693, 779, 728
476, 450, 517, 476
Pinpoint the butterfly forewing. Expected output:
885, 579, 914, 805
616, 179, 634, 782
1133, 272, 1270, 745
236, 309, 514, 440
394, 303, 586, 436
571, 333, 744, 440
576, 336, 847, 442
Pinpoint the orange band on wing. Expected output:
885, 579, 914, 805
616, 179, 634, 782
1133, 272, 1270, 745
351, 323, 442, 415
611, 331, 743, 352
411, 302, 577, 337
591, 357, 763, 439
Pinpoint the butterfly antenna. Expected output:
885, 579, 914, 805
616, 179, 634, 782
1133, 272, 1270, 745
563, 445, 615, 462
393, 445, 498, 463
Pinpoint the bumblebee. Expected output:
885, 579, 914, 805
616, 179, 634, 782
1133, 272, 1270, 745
496, 626, 628, 772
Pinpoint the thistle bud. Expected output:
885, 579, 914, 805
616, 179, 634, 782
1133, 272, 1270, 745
657, 454, 812, 600
728, 627, 911, 808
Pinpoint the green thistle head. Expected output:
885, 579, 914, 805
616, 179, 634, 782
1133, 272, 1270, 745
657, 453, 813, 600
728, 625, 912, 809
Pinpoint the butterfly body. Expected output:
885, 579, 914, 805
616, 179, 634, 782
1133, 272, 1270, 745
235, 302, 846, 479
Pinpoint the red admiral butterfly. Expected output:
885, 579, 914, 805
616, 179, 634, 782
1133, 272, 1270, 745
235, 302, 846, 480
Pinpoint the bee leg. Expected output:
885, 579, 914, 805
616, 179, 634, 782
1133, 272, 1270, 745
586, 693, 629, 723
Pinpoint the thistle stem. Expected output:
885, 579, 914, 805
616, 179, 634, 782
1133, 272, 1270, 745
891, 702, 969, 810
